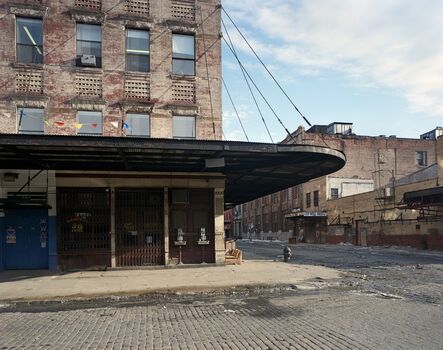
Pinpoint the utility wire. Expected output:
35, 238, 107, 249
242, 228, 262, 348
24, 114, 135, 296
222, 78, 249, 141
221, 17, 273, 143
222, 6, 312, 127
222, 35, 292, 139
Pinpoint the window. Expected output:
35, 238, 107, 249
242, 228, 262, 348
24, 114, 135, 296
77, 111, 102, 135
16, 17, 43, 64
172, 34, 195, 75
76, 23, 102, 68
330, 188, 339, 200
306, 192, 311, 208
415, 151, 427, 166
173, 115, 195, 139
313, 190, 319, 207
17, 108, 44, 134
126, 29, 150, 72
125, 113, 150, 137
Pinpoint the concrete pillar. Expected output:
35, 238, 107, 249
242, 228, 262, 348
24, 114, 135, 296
214, 188, 225, 264
110, 187, 116, 268
164, 187, 169, 266
47, 173, 57, 272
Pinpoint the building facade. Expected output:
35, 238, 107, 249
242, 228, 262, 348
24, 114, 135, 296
0, 0, 224, 270
235, 123, 441, 247
0, 1, 347, 271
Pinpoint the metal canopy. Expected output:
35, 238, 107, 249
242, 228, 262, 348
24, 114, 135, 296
0, 134, 346, 205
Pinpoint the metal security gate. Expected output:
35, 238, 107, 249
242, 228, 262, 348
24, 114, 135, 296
57, 188, 111, 270
116, 189, 164, 266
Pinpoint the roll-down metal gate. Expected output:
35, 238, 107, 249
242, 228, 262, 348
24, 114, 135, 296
116, 189, 164, 266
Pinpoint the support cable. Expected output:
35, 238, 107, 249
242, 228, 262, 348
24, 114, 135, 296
199, 6, 217, 139
222, 17, 273, 143
222, 6, 312, 127
222, 36, 293, 139
222, 78, 249, 141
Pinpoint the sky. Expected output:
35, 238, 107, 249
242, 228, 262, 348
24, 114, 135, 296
220, 0, 443, 143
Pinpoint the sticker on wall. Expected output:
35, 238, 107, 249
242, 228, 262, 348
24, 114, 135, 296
40, 218, 47, 248
6, 226, 16, 244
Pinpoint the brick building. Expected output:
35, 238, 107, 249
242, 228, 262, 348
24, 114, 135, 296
234, 123, 441, 247
0, 0, 345, 271
0, 0, 222, 138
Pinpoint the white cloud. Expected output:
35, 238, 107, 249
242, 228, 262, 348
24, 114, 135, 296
222, 0, 443, 118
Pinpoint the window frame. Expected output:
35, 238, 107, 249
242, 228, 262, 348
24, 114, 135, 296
77, 110, 103, 136
76, 22, 102, 68
313, 190, 319, 207
172, 115, 196, 139
306, 192, 311, 209
17, 107, 45, 134
125, 28, 150, 73
415, 151, 428, 167
124, 112, 150, 137
330, 188, 339, 200
16, 17, 44, 64
172, 33, 196, 76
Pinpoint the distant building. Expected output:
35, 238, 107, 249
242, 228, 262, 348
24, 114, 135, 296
234, 123, 442, 249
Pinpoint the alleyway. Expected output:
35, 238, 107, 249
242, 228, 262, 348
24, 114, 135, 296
0, 243, 442, 349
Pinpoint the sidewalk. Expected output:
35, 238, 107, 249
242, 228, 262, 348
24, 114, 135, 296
0, 260, 340, 302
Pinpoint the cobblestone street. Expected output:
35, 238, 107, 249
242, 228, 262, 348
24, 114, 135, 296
0, 243, 442, 349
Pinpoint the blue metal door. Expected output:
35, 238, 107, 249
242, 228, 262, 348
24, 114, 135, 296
4, 209, 48, 269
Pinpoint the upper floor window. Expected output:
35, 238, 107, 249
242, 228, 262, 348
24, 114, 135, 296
125, 113, 150, 137
330, 188, 339, 200
16, 17, 43, 64
313, 190, 319, 207
306, 192, 311, 209
126, 29, 150, 72
172, 34, 195, 76
76, 23, 102, 68
173, 115, 195, 139
17, 107, 44, 134
415, 151, 427, 166
77, 111, 102, 135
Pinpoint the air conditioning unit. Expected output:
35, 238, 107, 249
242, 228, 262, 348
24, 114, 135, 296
81, 54, 97, 67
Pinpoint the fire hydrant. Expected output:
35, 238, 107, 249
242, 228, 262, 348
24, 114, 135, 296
283, 246, 292, 262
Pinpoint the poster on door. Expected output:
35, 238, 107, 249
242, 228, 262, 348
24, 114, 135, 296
6, 226, 16, 244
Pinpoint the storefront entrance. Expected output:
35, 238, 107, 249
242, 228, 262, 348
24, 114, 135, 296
116, 189, 164, 266
169, 189, 215, 264
57, 188, 111, 270
4, 209, 48, 269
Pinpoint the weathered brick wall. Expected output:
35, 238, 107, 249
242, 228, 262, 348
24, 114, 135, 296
0, 0, 222, 139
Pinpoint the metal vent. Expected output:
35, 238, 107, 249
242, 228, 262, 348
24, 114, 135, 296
125, 78, 150, 100
172, 81, 196, 103
75, 74, 102, 98
16, 71, 43, 94
75, 0, 101, 10
171, 1, 195, 21
125, 0, 150, 16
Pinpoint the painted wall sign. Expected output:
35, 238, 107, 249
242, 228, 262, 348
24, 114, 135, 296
6, 226, 16, 244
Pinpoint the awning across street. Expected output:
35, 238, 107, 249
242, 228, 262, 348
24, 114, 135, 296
0, 134, 346, 204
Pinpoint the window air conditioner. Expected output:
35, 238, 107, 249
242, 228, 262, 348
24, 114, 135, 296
81, 54, 97, 67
